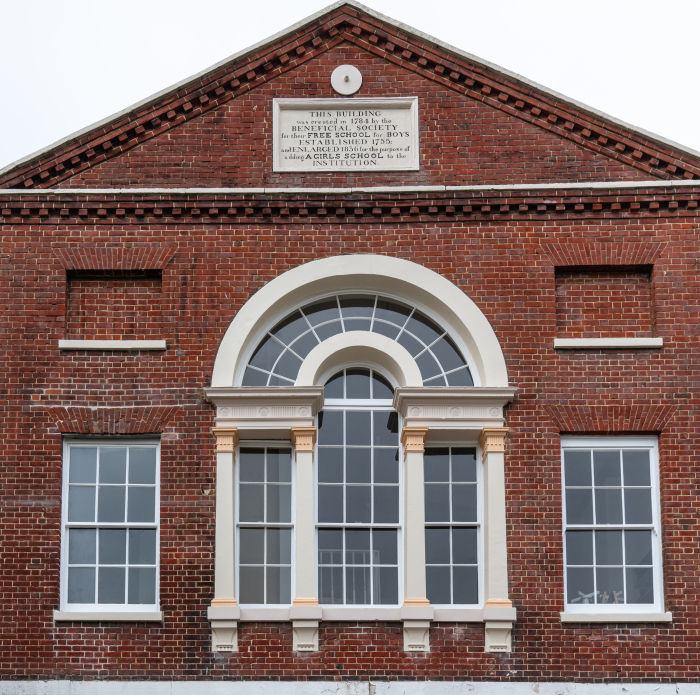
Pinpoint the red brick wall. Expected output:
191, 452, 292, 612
555, 269, 653, 338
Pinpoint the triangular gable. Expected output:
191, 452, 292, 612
2, 0, 699, 189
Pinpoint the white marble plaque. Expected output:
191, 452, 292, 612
273, 98, 419, 172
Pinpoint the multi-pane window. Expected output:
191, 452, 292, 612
317, 368, 400, 605
424, 447, 479, 605
562, 438, 662, 609
237, 447, 293, 604
62, 442, 159, 609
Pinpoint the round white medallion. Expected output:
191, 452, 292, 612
331, 65, 363, 95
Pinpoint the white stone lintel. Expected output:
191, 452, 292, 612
560, 611, 673, 623
58, 340, 167, 351
53, 610, 164, 622
554, 337, 663, 350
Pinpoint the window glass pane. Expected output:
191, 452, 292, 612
426, 566, 451, 604
100, 448, 127, 484
424, 449, 449, 482
289, 331, 318, 359
595, 530, 623, 566
97, 485, 125, 522
415, 351, 441, 381
267, 449, 292, 482
239, 448, 265, 482
318, 529, 343, 565
99, 529, 126, 564
346, 369, 371, 399
425, 484, 450, 523
318, 447, 343, 483
374, 299, 411, 327
266, 484, 292, 523
271, 310, 309, 346
625, 530, 653, 566
98, 567, 126, 604
345, 529, 371, 565
318, 411, 343, 446
324, 371, 344, 399
396, 331, 424, 357
372, 320, 400, 340
346, 412, 371, 446
129, 448, 156, 485
372, 373, 394, 400
425, 527, 450, 565
346, 485, 371, 523
318, 485, 343, 523
266, 528, 292, 565
68, 485, 96, 522
266, 567, 291, 604
68, 567, 95, 604
373, 486, 399, 524
129, 529, 156, 565
239, 484, 264, 522
127, 486, 156, 523
372, 529, 397, 565
623, 451, 651, 486
343, 319, 372, 332
242, 366, 269, 386
624, 489, 653, 524
315, 320, 343, 342
565, 530, 593, 566
594, 452, 621, 486
69, 529, 96, 565
451, 448, 477, 482
445, 367, 473, 387
564, 451, 591, 486
626, 568, 654, 604
128, 568, 156, 605
374, 449, 399, 484
565, 488, 593, 524
302, 299, 339, 326
596, 567, 624, 604
346, 448, 371, 483
452, 527, 478, 565
429, 336, 465, 373
345, 567, 371, 604
405, 311, 442, 345
373, 412, 398, 447
452, 484, 477, 523
248, 335, 285, 371
240, 528, 264, 565
239, 567, 264, 604
453, 566, 478, 605
373, 567, 398, 605
268, 374, 293, 386
594, 488, 623, 524
567, 567, 594, 605
319, 567, 343, 604
339, 295, 375, 318
272, 350, 302, 380
70, 447, 97, 483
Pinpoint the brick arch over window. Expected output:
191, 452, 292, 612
211, 255, 509, 388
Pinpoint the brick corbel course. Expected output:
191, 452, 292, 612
44, 405, 181, 434
541, 242, 666, 268
545, 404, 677, 434
53, 246, 176, 271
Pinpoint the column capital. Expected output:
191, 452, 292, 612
212, 427, 239, 452
400, 426, 429, 453
291, 426, 317, 451
479, 427, 509, 457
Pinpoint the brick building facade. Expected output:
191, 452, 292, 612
2, 1, 700, 693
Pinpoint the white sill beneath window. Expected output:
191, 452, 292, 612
560, 611, 672, 624
58, 340, 167, 351
554, 337, 663, 350
54, 610, 164, 623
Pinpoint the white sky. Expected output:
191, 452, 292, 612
1, 0, 699, 172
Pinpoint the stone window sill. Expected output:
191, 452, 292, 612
54, 610, 164, 623
560, 611, 672, 624
58, 340, 167, 351
554, 338, 663, 350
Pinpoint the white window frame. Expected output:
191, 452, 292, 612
235, 440, 296, 608
315, 365, 403, 608
60, 438, 160, 613
561, 436, 664, 614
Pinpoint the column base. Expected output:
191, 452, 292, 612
484, 598, 513, 608
292, 597, 319, 606
292, 620, 319, 652
210, 597, 238, 607
403, 620, 430, 652
484, 620, 512, 653
402, 597, 431, 607
211, 620, 238, 652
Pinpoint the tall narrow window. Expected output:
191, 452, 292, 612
424, 447, 479, 605
61, 441, 159, 610
237, 447, 293, 604
316, 368, 400, 605
562, 437, 662, 610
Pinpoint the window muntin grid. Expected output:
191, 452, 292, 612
62, 443, 159, 609
241, 294, 473, 388
562, 442, 660, 608
424, 447, 479, 605
237, 447, 293, 604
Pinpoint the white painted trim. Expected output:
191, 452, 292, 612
53, 611, 164, 622
560, 611, 673, 623
554, 337, 663, 349
211, 255, 509, 388
3, 179, 700, 196
296, 331, 423, 387
58, 339, 167, 351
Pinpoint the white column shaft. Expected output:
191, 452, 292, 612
294, 449, 316, 602
483, 449, 508, 602
404, 449, 427, 603
214, 450, 236, 600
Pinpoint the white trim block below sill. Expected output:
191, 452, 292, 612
58, 340, 167, 351
560, 611, 673, 623
554, 337, 663, 350
54, 611, 164, 622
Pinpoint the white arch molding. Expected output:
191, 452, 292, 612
211, 254, 509, 388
